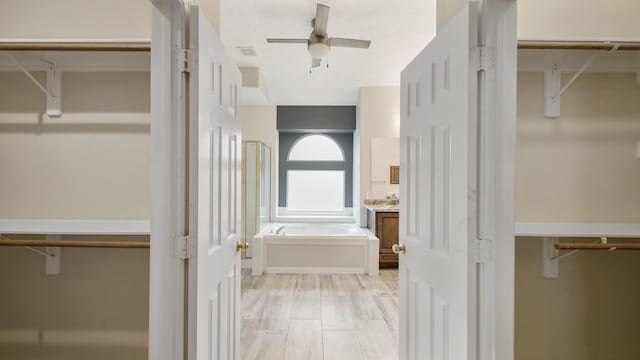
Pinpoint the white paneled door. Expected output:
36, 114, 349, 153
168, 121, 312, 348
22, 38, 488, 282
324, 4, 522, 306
399, 4, 480, 360
188, 6, 242, 360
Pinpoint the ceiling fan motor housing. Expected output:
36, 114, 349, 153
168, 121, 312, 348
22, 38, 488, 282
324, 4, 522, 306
308, 32, 330, 58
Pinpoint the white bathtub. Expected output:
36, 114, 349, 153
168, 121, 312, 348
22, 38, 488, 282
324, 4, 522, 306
251, 223, 379, 276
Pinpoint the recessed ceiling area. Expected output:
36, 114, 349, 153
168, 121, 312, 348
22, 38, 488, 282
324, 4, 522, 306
220, 0, 436, 105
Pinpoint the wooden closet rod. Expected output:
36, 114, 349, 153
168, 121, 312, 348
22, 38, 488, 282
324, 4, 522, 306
0, 42, 151, 52
0, 239, 149, 249
3, 40, 637, 52
518, 41, 640, 51
555, 243, 640, 251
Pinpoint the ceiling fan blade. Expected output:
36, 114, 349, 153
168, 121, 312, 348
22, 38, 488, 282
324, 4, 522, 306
329, 38, 371, 49
266, 38, 309, 44
314, 4, 330, 37
312, 58, 322, 68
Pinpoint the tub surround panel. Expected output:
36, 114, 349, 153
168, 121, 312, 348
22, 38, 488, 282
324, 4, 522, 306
252, 223, 379, 276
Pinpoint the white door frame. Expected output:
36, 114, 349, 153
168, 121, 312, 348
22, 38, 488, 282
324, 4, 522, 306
149, 0, 188, 359
148, 0, 518, 359
475, 1, 517, 359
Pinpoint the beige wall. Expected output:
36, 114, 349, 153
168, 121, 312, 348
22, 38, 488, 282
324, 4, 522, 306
239, 105, 277, 220
0, 0, 151, 39
356, 86, 400, 225
515, 72, 640, 359
436, 0, 467, 32
515, 237, 640, 360
516, 72, 640, 223
193, 0, 221, 35
0, 235, 149, 360
518, 0, 640, 40
0, 72, 151, 220
0, 72, 150, 357
436, 0, 640, 39
0, 0, 225, 39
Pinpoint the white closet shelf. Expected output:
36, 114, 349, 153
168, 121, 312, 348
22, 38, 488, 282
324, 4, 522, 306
0, 41, 150, 52
0, 39, 151, 116
0, 219, 150, 235
515, 222, 640, 238
520, 222, 640, 279
0, 39, 151, 72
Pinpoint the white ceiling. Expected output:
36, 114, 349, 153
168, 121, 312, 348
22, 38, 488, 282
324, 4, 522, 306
220, 0, 436, 105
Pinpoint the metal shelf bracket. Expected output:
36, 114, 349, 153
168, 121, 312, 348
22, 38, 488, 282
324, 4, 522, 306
44, 235, 62, 275
543, 236, 612, 279
0, 233, 61, 274
8, 55, 62, 117
544, 45, 620, 118
542, 237, 559, 278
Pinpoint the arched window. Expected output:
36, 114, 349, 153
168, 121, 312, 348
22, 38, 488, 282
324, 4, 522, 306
287, 135, 344, 161
279, 133, 351, 212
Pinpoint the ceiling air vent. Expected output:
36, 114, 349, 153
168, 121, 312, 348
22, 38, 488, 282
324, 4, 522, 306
237, 46, 256, 56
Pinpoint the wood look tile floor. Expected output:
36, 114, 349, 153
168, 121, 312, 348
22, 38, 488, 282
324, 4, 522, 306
241, 269, 399, 360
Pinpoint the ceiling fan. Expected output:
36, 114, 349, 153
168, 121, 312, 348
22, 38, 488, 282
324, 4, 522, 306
266, 3, 372, 69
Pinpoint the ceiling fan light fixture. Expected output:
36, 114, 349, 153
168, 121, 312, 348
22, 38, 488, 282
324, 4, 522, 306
308, 42, 329, 58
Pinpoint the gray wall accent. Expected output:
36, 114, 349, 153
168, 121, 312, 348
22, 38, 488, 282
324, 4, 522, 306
277, 106, 356, 133
279, 133, 353, 208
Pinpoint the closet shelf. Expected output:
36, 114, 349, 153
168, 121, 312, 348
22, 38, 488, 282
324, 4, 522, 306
0, 220, 151, 274
515, 222, 640, 239
518, 39, 640, 74
0, 219, 151, 235
0, 40, 151, 116
518, 223, 640, 279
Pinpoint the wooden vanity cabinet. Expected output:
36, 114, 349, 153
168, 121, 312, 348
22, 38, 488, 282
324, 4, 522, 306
367, 210, 399, 268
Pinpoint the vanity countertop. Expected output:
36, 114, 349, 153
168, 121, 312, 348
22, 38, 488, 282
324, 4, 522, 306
363, 199, 399, 213
365, 205, 399, 213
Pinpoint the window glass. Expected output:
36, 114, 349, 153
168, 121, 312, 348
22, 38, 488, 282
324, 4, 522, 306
288, 135, 344, 161
287, 170, 344, 211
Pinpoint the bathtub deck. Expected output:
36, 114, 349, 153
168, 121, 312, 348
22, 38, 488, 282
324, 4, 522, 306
240, 269, 399, 360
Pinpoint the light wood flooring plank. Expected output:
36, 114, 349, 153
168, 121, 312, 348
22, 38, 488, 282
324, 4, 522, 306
374, 293, 400, 330
323, 331, 365, 360
258, 295, 293, 330
319, 274, 362, 296
283, 319, 323, 360
269, 274, 298, 296
355, 319, 399, 360
350, 294, 384, 321
241, 269, 253, 296
379, 270, 399, 295
241, 289, 267, 319
356, 273, 393, 295
321, 295, 356, 330
241, 272, 400, 360
241, 329, 287, 360
292, 274, 321, 319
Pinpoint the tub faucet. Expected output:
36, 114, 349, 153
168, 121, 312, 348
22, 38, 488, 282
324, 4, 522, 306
273, 224, 285, 235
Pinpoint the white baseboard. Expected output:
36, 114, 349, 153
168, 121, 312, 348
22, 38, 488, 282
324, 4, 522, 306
241, 259, 252, 269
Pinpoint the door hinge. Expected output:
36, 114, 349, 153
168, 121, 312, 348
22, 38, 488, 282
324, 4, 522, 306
471, 46, 494, 72
174, 235, 194, 259
176, 49, 192, 73
472, 238, 492, 263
